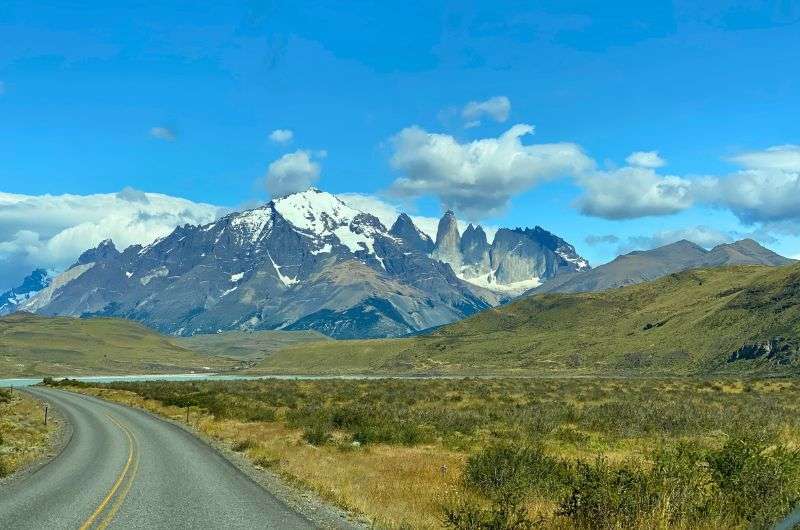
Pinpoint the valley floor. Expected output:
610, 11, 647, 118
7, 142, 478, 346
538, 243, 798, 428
45, 376, 800, 529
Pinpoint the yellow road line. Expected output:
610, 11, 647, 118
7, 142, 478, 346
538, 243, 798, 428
97, 419, 139, 529
78, 414, 138, 530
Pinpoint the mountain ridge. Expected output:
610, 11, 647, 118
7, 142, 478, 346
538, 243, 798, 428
530, 238, 792, 295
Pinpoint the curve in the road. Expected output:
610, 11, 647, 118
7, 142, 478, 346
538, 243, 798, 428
0, 387, 316, 530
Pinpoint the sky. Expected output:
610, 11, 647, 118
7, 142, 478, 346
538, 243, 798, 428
1, 1, 800, 289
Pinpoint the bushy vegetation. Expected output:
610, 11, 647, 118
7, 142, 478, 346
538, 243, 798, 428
48, 376, 800, 528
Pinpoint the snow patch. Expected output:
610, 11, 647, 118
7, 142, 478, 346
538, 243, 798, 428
458, 269, 542, 296
230, 272, 244, 282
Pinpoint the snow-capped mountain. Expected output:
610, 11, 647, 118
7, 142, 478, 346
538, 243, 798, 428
0, 268, 56, 315
22, 188, 500, 338
428, 211, 590, 295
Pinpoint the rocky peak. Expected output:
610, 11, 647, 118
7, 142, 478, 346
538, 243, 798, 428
432, 210, 462, 267
460, 224, 490, 270
390, 213, 434, 253
0, 268, 55, 315
73, 239, 120, 268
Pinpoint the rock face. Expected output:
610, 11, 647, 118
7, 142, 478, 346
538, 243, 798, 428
389, 213, 434, 254
428, 211, 589, 294
431, 211, 462, 268
0, 269, 54, 315
22, 188, 497, 339
728, 337, 800, 365
532, 239, 793, 295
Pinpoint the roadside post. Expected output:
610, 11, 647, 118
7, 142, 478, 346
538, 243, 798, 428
44, 403, 49, 425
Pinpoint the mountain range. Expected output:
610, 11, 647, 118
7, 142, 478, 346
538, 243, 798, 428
2, 187, 792, 340
530, 239, 792, 295
13, 188, 565, 339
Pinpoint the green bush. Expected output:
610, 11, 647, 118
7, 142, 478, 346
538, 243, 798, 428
707, 436, 800, 527
302, 425, 331, 446
443, 493, 538, 530
465, 444, 571, 500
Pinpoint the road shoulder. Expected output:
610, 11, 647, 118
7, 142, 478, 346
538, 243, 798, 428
0, 389, 72, 487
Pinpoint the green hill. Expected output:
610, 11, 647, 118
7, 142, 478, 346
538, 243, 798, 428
174, 329, 331, 361
0, 313, 233, 377
256, 263, 800, 376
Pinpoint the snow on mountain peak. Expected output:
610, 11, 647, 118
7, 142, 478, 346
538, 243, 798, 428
273, 188, 390, 259
228, 205, 273, 243
273, 188, 361, 233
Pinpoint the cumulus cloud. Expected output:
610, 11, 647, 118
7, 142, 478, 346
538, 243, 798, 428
728, 144, 800, 171
461, 96, 511, 128
576, 164, 696, 220
0, 191, 224, 291
149, 126, 176, 141
706, 145, 800, 224
389, 123, 594, 219
269, 128, 294, 144
265, 150, 322, 198
625, 150, 665, 168
337, 192, 498, 242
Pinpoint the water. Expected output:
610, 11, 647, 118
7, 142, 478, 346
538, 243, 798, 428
0, 372, 446, 388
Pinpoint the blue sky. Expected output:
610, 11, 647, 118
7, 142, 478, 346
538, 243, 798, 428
1, 0, 800, 287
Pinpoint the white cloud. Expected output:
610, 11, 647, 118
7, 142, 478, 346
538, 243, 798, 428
265, 149, 322, 198
625, 150, 665, 168
337, 193, 498, 242
269, 128, 294, 144
0, 190, 224, 291
576, 165, 696, 220
461, 96, 511, 127
389, 123, 594, 219
149, 126, 176, 141
706, 145, 800, 224
728, 144, 800, 171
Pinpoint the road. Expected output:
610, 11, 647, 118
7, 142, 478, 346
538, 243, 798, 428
0, 387, 316, 529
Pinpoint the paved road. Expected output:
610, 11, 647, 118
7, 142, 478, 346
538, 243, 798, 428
0, 387, 315, 529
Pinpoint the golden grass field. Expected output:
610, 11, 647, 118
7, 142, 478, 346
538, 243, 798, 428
0, 389, 60, 477
50, 377, 800, 529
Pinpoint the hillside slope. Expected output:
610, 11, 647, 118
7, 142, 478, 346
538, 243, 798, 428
0, 313, 232, 377
257, 263, 800, 376
174, 329, 330, 361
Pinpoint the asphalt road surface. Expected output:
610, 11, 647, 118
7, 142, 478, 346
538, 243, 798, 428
0, 387, 315, 529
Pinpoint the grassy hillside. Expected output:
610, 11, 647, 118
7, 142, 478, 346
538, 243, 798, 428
0, 313, 233, 377
257, 263, 800, 376
174, 330, 330, 361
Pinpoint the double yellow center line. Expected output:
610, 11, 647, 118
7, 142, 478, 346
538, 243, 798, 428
79, 414, 139, 530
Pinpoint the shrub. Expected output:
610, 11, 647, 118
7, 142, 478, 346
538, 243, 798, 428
0, 388, 11, 404
0, 456, 9, 478
465, 443, 571, 500
302, 425, 331, 446
707, 436, 800, 527
557, 458, 658, 529
443, 493, 538, 530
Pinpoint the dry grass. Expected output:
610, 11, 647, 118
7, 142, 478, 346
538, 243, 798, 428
0, 390, 59, 476
54, 377, 800, 529
64, 386, 465, 528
